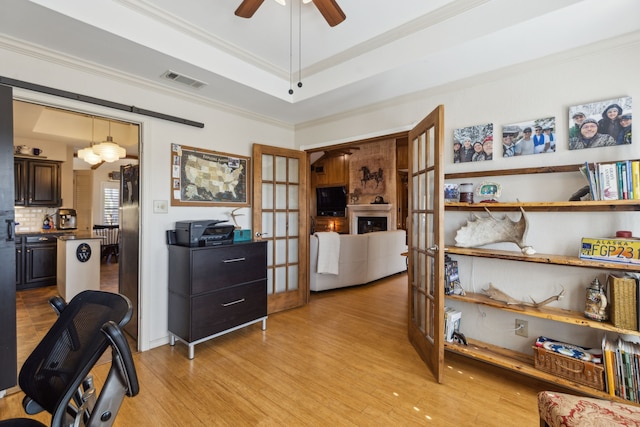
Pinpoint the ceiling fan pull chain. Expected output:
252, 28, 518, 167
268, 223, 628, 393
297, 1, 302, 89
288, 0, 294, 95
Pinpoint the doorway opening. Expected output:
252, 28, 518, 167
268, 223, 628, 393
13, 100, 141, 372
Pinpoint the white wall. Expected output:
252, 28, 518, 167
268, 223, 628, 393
2, 43, 294, 351
296, 32, 640, 354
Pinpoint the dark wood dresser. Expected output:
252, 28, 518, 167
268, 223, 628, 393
168, 241, 267, 359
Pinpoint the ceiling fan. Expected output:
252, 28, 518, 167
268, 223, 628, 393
235, 0, 346, 27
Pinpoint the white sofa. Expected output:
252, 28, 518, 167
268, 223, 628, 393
309, 230, 407, 291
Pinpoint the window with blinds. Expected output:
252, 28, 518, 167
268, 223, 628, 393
104, 187, 119, 225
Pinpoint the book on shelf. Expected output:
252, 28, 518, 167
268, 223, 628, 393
599, 162, 619, 200
581, 160, 640, 201
444, 306, 461, 343
444, 255, 463, 295
580, 162, 598, 200
633, 161, 640, 200
602, 334, 640, 402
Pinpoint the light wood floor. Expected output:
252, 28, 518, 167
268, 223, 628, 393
14, 261, 120, 376
2, 272, 560, 426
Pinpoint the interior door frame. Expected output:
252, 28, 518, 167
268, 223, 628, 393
11, 95, 142, 350
252, 143, 309, 314
0, 84, 17, 391
407, 105, 445, 383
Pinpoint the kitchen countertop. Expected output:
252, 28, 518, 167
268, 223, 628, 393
16, 230, 76, 236
57, 233, 103, 241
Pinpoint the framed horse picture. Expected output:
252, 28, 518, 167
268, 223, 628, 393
351, 157, 386, 196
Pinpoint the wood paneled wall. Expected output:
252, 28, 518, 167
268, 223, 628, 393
309, 134, 408, 234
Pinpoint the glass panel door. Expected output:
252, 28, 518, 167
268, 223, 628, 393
253, 144, 308, 313
407, 105, 445, 383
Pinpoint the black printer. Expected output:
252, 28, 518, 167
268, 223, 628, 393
174, 220, 235, 247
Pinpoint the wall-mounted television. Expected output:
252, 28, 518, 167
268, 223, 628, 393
316, 186, 347, 217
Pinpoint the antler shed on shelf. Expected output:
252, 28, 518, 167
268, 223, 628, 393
482, 283, 565, 308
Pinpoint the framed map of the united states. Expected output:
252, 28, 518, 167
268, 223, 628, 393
170, 144, 250, 207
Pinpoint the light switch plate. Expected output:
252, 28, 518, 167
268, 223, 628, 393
153, 200, 168, 214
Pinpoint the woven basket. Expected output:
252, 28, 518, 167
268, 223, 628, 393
533, 346, 605, 391
609, 275, 638, 330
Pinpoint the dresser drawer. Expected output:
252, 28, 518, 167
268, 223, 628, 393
190, 280, 267, 341
190, 243, 266, 294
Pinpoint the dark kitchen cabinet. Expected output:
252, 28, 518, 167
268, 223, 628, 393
14, 158, 62, 207
16, 234, 58, 290
168, 241, 268, 359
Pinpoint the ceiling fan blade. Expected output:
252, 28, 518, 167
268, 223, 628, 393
235, 0, 265, 18
312, 0, 346, 27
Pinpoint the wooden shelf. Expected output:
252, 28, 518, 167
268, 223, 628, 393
445, 164, 584, 179
446, 292, 640, 336
446, 247, 640, 272
445, 200, 640, 212
442, 161, 640, 406
445, 338, 636, 404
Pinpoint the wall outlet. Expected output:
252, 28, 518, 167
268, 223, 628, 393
153, 200, 168, 214
515, 319, 528, 338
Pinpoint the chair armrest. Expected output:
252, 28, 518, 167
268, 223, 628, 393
101, 321, 139, 397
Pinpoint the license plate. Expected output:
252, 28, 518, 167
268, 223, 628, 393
580, 238, 640, 264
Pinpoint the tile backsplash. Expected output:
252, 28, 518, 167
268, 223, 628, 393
15, 207, 59, 232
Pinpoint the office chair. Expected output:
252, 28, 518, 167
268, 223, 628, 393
0, 290, 139, 427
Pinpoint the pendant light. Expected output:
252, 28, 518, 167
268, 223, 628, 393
92, 120, 126, 163
77, 117, 102, 165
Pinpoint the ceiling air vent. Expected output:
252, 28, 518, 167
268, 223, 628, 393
162, 70, 207, 89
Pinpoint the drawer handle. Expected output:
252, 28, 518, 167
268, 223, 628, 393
223, 257, 246, 263
222, 298, 245, 307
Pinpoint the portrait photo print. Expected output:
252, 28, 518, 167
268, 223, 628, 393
569, 96, 632, 150
453, 123, 493, 163
502, 117, 556, 157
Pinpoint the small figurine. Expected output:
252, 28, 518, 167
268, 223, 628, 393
584, 277, 608, 322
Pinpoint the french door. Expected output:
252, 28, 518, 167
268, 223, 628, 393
252, 144, 309, 313
407, 105, 445, 382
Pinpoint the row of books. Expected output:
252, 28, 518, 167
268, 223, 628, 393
602, 335, 640, 402
444, 306, 461, 343
580, 160, 640, 201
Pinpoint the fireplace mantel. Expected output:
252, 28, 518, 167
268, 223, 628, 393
347, 204, 394, 234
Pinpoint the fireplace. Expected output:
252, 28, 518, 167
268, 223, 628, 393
347, 204, 394, 234
358, 216, 388, 234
